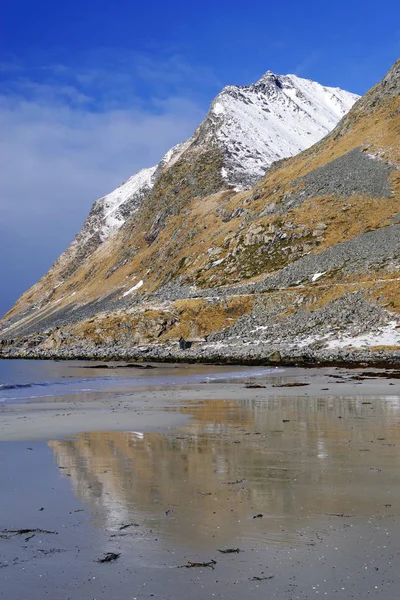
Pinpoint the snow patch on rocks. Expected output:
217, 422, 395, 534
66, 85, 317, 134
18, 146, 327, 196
327, 321, 400, 349
311, 272, 326, 282
122, 280, 144, 297
65, 138, 192, 265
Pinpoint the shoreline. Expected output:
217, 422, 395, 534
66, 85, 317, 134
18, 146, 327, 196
2, 349, 400, 369
2, 365, 400, 441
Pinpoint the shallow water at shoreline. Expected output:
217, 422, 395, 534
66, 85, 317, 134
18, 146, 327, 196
1, 362, 400, 598
0, 359, 282, 404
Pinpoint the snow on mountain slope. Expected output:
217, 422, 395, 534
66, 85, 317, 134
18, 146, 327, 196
51, 165, 157, 277
99, 166, 157, 241
72, 138, 193, 250
89, 139, 193, 243
207, 71, 359, 189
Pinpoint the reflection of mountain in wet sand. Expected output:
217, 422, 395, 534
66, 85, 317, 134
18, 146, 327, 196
49, 395, 400, 547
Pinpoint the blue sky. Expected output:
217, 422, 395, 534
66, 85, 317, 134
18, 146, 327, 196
1, 0, 399, 316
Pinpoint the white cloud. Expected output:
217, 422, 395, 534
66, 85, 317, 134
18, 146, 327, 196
0, 79, 205, 230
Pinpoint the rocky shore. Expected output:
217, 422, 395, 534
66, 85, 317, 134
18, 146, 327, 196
2, 338, 400, 368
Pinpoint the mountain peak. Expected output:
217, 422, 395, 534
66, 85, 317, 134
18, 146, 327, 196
254, 69, 281, 86
207, 71, 359, 190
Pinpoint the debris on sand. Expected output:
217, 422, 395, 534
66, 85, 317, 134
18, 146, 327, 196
253, 514, 263, 519
38, 548, 66, 555
245, 384, 266, 389
250, 575, 274, 581
223, 479, 245, 485
273, 382, 309, 387
125, 364, 156, 369
118, 523, 135, 531
351, 371, 400, 380
0, 529, 57, 536
178, 560, 217, 570
84, 363, 156, 370
218, 548, 241, 554
96, 552, 121, 563
325, 513, 354, 518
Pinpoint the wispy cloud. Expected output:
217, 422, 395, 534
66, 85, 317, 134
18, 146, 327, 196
8, 51, 222, 110
294, 51, 321, 77
134, 53, 221, 89
0, 92, 204, 223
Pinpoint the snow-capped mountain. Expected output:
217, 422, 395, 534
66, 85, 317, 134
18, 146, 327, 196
68, 71, 358, 258
10, 69, 359, 291
209, 71, 359, 189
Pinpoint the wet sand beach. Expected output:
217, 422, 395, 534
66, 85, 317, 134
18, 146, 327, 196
1, 363, 400, 598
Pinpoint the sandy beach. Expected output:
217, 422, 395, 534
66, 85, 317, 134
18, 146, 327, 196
1, 363, 400, 599
1, 365, 399, 440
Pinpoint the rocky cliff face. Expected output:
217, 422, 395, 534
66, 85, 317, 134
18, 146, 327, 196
1, 60, 399, 365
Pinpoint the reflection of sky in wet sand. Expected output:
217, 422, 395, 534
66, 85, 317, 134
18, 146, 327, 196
49, 395, 400, 550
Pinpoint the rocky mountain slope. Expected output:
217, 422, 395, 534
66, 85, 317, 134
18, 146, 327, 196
1, 60, 399, 365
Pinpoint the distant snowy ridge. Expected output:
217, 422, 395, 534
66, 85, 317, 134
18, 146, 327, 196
53, 139, 191, 275
93, 138, 193, 242
98, 166, 157, 241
